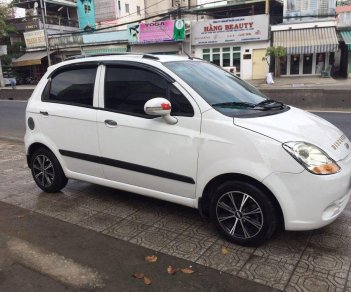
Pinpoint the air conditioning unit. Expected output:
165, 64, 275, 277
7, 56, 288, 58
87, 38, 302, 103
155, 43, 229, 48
223, 66, 237, 75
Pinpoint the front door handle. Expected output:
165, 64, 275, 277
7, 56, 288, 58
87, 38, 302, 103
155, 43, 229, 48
40, 111, 49, 116
104, 119, 117, 127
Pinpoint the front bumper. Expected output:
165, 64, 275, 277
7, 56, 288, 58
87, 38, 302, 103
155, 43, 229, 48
263, 153, 351, 231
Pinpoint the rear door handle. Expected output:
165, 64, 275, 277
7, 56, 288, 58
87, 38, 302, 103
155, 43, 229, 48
40, 111, 49, 116
104, 119, 117, 127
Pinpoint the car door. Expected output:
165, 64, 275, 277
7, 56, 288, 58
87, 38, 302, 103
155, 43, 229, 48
37, 63, 104, 178
96, 63, 201, 199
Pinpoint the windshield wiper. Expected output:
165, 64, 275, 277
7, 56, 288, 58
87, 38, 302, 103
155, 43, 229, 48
255, 99, 284, 109
211, 101, 259, 109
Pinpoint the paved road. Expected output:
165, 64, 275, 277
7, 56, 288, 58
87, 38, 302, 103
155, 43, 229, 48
0, 201, 273, 291
0, 100, 350, 140
0, 100, 26, 140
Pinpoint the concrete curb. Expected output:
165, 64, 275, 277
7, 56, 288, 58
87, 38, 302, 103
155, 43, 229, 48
261, 89, 351, 110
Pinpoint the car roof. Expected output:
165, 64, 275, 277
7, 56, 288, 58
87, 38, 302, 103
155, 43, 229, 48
47, 53, 197, 74
61, 53, 190, 65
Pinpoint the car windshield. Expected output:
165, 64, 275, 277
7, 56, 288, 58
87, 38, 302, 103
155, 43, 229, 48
164, 60, 285, 117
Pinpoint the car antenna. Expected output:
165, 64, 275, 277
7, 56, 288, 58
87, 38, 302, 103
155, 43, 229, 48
183, 50, 193, 60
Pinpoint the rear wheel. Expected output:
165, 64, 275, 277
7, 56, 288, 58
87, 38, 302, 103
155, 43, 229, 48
30, 148, 68, 192
210, 181, 278, 246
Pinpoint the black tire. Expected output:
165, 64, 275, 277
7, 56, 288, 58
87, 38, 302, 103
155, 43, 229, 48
210, 180, 278, 247
30, 147, 68, 192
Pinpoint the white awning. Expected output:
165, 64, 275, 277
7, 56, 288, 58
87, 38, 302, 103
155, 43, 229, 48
12, 51, 51, 67
273, 27, 339, 54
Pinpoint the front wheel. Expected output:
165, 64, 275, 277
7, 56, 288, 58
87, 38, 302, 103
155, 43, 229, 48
210, 181, 278, 246
30, 148, 68, 193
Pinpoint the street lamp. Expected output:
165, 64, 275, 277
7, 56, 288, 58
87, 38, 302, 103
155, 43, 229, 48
40, 0, 51, 66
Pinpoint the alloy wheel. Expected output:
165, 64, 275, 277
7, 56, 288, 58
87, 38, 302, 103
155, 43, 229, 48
32, 154, 55, 187
216, 191, 264, 239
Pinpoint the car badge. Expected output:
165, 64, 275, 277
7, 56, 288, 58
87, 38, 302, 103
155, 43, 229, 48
346, 143, 350, 150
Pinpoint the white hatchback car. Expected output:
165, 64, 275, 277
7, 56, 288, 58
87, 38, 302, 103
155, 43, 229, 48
25, 54, 351, 246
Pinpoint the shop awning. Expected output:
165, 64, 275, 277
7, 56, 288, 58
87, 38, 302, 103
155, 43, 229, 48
340, 31, 351, 51
12, 51, 51, 67
273, 27, 339, 54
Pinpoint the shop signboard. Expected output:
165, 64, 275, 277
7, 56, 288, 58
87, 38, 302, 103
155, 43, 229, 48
25, 22, 40, 31
128, 20, 185, 43
23, 29, 46, 49
191, 15, 269, 46
283, 0, 336, 23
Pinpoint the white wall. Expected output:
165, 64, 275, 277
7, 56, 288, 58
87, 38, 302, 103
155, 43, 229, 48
193, 41, 270, 80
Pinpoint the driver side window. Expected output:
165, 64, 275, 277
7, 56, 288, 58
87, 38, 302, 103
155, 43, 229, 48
104, 65, 194, 118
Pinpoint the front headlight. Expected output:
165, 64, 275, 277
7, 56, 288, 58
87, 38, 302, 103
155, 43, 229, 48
283, 142, 340, 175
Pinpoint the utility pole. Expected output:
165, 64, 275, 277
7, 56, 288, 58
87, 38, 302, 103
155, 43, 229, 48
265, 0, 269, 15
176, 0, 182, 55
0, 45, 7, 87
0, 58, 4, 88
40, 0, 51, 66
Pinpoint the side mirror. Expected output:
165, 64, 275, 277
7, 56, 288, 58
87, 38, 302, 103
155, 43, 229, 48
144, 98, 178, 125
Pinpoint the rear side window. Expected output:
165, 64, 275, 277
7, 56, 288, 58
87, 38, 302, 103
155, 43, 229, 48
104, 66, 194, 117
43, 66, 97, 107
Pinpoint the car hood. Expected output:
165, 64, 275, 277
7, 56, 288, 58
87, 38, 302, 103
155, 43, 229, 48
234, 107, 351, 161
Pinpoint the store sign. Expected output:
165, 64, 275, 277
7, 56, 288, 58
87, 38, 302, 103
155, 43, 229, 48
0, 45, 7, 56
283, 0, 336, 23
191, 15, 269, 46
25, 22, 40, 31
24, 30, 46, 49
128, 20, 185, 44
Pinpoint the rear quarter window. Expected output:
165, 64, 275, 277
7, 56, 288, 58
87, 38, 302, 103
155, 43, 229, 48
42, 66, 97, 107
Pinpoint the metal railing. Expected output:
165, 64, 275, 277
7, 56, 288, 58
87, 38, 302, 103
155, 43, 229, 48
13, 0, 75, 4
9, 16, 79, 28
337, 0, 351, 6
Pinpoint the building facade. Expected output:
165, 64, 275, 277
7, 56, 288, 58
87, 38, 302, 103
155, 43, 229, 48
271, 0, 340, 77
336, 3, 351, 77
191, 14, 271, 80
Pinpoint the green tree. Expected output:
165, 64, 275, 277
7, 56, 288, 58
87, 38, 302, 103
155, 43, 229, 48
0, 3, 17, 87
265, 46, 286, 77
0, 3, 15, 36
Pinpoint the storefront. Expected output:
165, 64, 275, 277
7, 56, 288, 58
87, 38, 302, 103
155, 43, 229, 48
272, 23, 339, 76
12, 50, 52, 84
340, 31, 351, 77
191, 15, 270, 80
128, 20, 185, 55
336, 5, 351, 78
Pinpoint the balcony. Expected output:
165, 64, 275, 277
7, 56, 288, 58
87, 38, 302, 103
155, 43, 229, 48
9, 15, 79, 32
13, 0, 76, 9
337, 0, 351, 5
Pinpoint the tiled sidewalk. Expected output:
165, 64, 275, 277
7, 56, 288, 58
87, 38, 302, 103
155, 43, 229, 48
1, 139, 351, 291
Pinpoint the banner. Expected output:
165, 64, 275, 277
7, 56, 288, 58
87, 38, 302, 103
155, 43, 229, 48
128, 20, 185, 44
24, 30, 46, 49
0, 45, 7, 56
191, 15, 269, 46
